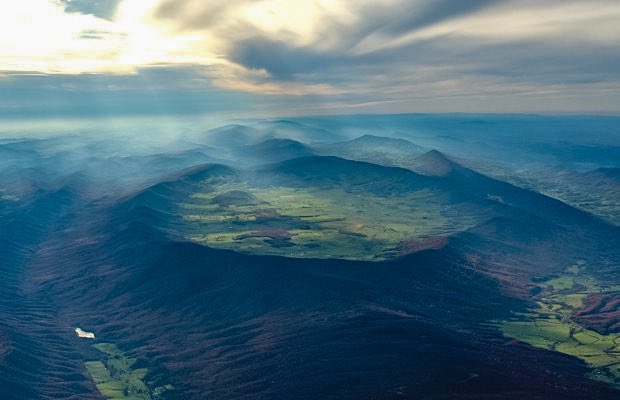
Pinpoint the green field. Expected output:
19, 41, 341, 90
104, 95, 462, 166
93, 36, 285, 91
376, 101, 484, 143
178, 179, 483, 260
84, 342, 172, 400
498, 263, 620, 386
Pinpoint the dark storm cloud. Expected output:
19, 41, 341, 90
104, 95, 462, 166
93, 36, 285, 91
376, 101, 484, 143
373, 0, 502, 35
230, 39, 340, 79
211, 0, 618, 93
229, 31, 620, 88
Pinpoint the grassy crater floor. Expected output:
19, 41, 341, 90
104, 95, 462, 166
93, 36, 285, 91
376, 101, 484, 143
179, 179, 483, 261
498, 262, 620, 386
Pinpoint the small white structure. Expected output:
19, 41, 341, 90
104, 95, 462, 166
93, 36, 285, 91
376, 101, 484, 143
75, 327, 95, 339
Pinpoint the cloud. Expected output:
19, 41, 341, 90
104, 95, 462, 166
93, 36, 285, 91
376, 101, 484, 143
140, 0, 620, 98
0, 0, 218, 74
1, 0, 620, 113
0, 0, 121, 73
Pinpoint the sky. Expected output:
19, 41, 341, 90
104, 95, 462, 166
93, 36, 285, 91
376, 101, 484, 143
1, 0, 620, 117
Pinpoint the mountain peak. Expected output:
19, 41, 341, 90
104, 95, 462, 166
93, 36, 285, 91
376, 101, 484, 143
350, 134, 423, 149
204, 124, 265, 147
238, 138, 314, 164
252, 138, 308, 149
355, 134, 393, 141
411, 150, 455, 176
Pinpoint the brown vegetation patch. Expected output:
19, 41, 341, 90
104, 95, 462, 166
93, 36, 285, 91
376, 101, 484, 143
397, 236, 448, 256
573, 292, 620, 334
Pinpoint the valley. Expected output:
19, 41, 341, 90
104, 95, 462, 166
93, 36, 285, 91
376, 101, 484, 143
85, 341, 172, 400
499, 263, 620, 386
